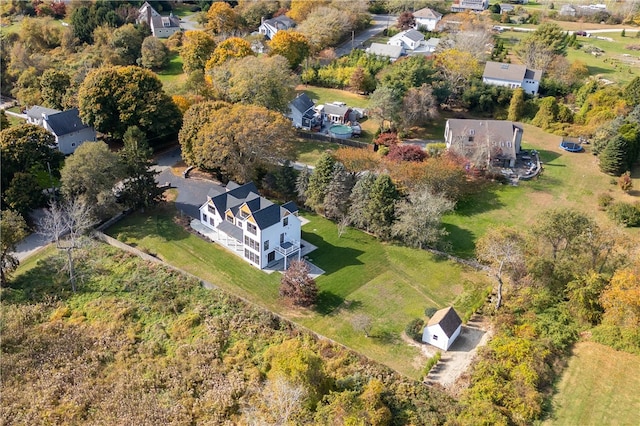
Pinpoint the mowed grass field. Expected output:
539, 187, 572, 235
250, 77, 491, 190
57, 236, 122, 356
545, 341, 640, 425
107, 206, 490, 378
443, 124, 640, 257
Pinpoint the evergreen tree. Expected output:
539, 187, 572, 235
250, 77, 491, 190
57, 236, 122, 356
305, 153, 335, 212
296, 166, 312, 203
348, 173, 376, 231
323, 162, 355, 220
531, 96, 559, 130
367, 174, 400, 239
118, 126, 162, 210
624, 77, 640, 107
507, 88, 525, 122
599, 135, 628, 176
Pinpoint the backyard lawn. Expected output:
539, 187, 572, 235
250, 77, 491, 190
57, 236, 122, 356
297, 85, 371, 109
544, 341, 640, 425
293, 139, 341, 165
443, 123, 640, 258
107, 205, 490, 378
157, 53, 186, 95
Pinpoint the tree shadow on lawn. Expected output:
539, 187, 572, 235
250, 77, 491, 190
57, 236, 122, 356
454, 187, 505, 217
442, 224, 476, 259
536, 149, 562, 164
301, 232, 365, 275
107, 208, 191, 243
315, 290, 344, 315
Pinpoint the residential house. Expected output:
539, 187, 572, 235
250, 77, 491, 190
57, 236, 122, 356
366, 42, 403, 61
25, 105, 60, 126
288, 93, 319, 130
444, 119, 523, 167
388, 29, 425, 52
319, 102, 352, 125
42, 108, 97, 155
422, 307, 462, 351
259, 15, 296, 40
413, 7, 442, 31
199, 182, 302, 270
560, 4, 577, 17
482, 61, 542, 95
424, 37, 441, 54
137, 2, 181, 38
499, 3, 515, 13
451, 0, 489, 12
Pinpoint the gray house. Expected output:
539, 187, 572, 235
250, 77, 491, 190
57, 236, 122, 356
259, 15, 296, 40
25, 105, 61, 126
43, 108, 96, 155
445, 119, 523, 167
288, 93, 318, 130
137, 2, 181, 38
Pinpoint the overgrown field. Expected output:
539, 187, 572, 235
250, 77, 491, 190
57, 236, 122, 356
108, 207, 491, 379
545, 341, 640, 425
1, 243, 458, 424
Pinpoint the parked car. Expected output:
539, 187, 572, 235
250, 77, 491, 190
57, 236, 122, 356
575, 31, 588, 36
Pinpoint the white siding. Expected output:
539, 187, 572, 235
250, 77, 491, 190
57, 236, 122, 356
422, 323, 462, 351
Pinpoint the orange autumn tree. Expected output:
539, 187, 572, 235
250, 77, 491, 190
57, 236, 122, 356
333, 147, 381, 173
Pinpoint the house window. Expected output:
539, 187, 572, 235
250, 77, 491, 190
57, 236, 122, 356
244, 249, 259, 265
209, 216, 214, 225
432, 335, 438, 341
226, 214, 234, 224
208, 205, 216, 215
468, 136, 474, 142
264, 240, 269, 251
244, 236, 260, 252
283, 217, 288, 226
247, 222, 257, 235
280, 233, 285, 244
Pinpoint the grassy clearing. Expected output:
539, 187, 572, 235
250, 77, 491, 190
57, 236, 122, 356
297, 85, 371, 109
293, 139, 340, 165
545, 341, 640, 425
443, 123, 640, 258
107, 205, 490, 379
157, 53, 186, 94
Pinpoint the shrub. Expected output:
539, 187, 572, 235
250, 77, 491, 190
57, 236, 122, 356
597, 193, 613, 209
374, 132, 399, 146
607, 202, 640, 227
423, 351, 441, 376
405, 318, 424, 342
618, 171, 633, 192
424, 306, 438, 318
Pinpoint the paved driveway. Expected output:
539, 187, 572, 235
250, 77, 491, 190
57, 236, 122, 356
156, 168, 224, 219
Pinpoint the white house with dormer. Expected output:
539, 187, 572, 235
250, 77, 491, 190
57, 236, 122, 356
482, 61, 542, 95
413, 7, 442, 31
388, 29, 425, 52
137, 2, 181, 38
199, 182, 301, 270
259, 15, 296, 40
422, 307, 462, 351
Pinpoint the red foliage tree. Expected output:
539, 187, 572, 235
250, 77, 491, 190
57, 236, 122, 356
387, 144, 427, 163
374, 132, 399, 147
279, 260, 318, 307
397, 12, 415, 31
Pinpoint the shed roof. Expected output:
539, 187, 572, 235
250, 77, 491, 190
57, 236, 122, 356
427, 307, 462, 338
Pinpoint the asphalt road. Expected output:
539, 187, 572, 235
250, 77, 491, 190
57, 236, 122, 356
334, 14, 397, 57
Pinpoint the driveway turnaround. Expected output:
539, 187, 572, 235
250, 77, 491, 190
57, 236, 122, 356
156, 168, 224, 219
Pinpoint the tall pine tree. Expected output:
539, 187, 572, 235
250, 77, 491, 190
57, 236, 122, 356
305, 153, 335, 213
349, 173, 376, 231
324, 162, 356, 220
119, 126, 163, 210
507, 88, 525, 122
367, 174, 400, 239
598, 135, 628, 176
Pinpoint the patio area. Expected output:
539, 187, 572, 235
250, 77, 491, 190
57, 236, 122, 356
190, 219, 324, 278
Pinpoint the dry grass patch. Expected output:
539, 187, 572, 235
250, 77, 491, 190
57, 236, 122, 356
545, 341, 640, 425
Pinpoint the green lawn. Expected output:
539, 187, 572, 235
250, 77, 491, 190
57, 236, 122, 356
545, 341, 640, 425
107, 205, 490, 378
298, 85, 371, 109
293, 139, 341, 165
157, 53, 186, 94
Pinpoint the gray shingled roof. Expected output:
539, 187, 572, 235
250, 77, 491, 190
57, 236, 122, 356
217, 220, 243, 241
404, 29, 425, 42
427, 307, 462, 338
290, 93, 315, 115
26, 106, 61, 120
483, 61, 542, 83
282, 201, 298, 213
44, 108, 91, 136
413, 7, 443, 20
367, 43, 402, 60
323, 103, 350, 117
263, 15, 295, 30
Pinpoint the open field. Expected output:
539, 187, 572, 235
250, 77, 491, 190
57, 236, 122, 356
544, 341, 640, 425
107, 206, 490, 378
443, 124, 640, 257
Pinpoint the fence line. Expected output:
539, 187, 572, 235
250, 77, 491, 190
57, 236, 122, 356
297, 130, 372, 149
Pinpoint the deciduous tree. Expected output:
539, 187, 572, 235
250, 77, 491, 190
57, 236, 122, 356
397, 11, 415, 30
181, 30, 216, 74
269, 30, 310, 69
296, 6, 351, 52
78, 66, 182, 140
140, 36, 169, 69
401, 83, 438, 128
600, 265, 640, 329
111, 23, 145, 66
60, 142, 125, 219
287, 0, 327, 22
205, 37, 253, 67
369, 85, 402, 130
179, 101, 231, 166
206, 1, 241, 35
0, 210, 28, 285
507, 88, 525, 122
279, 259, 318, 307
192, 104, 295, 182
40, 69, 70, 110
434, 49, 481, 98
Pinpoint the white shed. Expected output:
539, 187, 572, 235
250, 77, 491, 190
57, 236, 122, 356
422, 307, 462, 351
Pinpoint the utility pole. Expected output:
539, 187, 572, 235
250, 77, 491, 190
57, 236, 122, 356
351, 30, 354, 50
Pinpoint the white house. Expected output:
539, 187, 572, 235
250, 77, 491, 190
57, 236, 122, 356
25, 105, 60, 126
42, 108, 97, 155
422, 307, 462, 351
482, 61, 542, 95
445, 119, 523, 167
451, 0, 489, 12
199, 182, 302, 270
388, 29, 425, 52
137, 2, 181, 38
413, 7, 442, 31
259, 15, 296, 40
